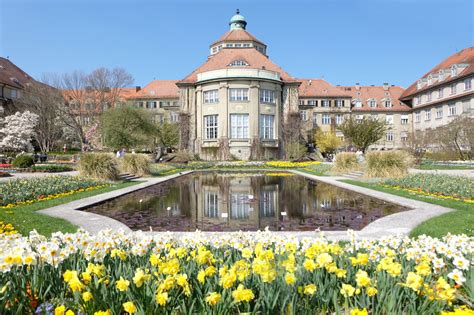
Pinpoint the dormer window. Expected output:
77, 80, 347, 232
353, 99, 362, 108
427, 75, 433, 85
451, 65, 457, 77
417, 80, 423, 90
383, 99, 392, 108
229, 59, 248, 67
439, 70, 445, 81
368, 99, 377, 108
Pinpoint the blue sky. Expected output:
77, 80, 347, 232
1, 0, 473, 88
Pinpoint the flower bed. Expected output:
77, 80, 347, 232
0, 221, 17, 235
0, 230, 471, 314
0, 163, 12, 168
0, 176, 108, 208
383, 174, 474, 204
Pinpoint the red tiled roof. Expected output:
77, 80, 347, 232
298, 79, 352, 97
0, 57, 36, 89
179, 48, 298, 84
211, 29, 265, 47
400, 47, 474, 99
118, 87, 138, 99
134, 80, 179, 99
337, 85, 411, 112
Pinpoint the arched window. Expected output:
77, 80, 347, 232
228, 59, 248, 67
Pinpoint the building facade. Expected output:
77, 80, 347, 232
0, 57, 38, 117
399, 47, 474, 133
2, 11, 472, 159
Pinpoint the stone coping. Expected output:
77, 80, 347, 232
38, 170, 453, 240
38, 171, 193, 234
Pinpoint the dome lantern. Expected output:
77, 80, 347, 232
229, 9, 247, 30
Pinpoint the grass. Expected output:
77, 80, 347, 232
340, 179, 474, 238
1, 181, 141, 236
416, 163, 474, 170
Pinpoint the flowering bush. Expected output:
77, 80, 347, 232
0, 176, 108, 208
0, 230, 471, 314
384, 174, 474, 203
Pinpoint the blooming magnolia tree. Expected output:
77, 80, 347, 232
0, 111, 39, 152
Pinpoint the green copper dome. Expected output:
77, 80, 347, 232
229, 9, 247, 30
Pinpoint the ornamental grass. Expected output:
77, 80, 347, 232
78, 153, 120, 181
334, 152, 360, 174
364, 150, 414, 178
120, 154, 151, 177
0, 230, 472, 314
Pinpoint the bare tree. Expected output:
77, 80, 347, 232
22, 79, 65, 152
436, 115, 473, 160
59, 68, 134, 151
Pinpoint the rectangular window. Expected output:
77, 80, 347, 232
385, 115, 393, 125
229, 88, 249, 102
300, 110, 307, 121
369, 100, 377, 107
230, 114, 249, 138
10, 89, 18, 98
354, 100, 362, 108
259, 89, 276, 104
384, 100, 392, 108
401, 132, 408, 142
312, 112, 318, 128
322, 100, 330, 107
436, 107, 443, 119
356, 115, 364, 123
448, 104, 457, 116
259, 191, 275, 217
307, 100, 317, 106
425, 110, 431, 121
415, 112, 421, 123
230, 193, 250, 219
204, 192, 219, 218
427, 92, 432, 102
450, 83, 456, 95
322, 114, 331, 125
203, 90, 219, 103
298, 99, 305, 106
438, 88, 444, 98
204, 115, 218, 139
401, 115, 409, 125
465, 78, 472, 90
146, 101, 156, 109
386, 131, 394, 141
336, 99, 344, 107
336, 114, 343, 125
170, 112, 179, 123
260, 115, 274, 139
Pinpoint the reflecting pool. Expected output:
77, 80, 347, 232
82, 172, 409, 231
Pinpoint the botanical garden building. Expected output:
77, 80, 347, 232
1, 11, 472, 160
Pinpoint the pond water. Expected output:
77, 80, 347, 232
81, 172, 409, 232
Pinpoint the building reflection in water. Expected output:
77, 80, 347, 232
82, 172, 408, 232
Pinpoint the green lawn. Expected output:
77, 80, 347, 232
1, 181, 141, 236
417, 163, 474, 170
340, 179, 474, 238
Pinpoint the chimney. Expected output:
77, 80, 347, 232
135, 86, 141, 92
383, 83, 389, 91
355, 83, 360, 91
